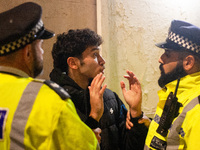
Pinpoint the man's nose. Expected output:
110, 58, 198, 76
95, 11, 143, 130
99, 55, 105, 65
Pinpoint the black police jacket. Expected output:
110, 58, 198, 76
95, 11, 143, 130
50, 68, 147, 150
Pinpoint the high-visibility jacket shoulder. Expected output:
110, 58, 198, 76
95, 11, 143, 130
145, 72, 200, 150
0, 73, 98, 150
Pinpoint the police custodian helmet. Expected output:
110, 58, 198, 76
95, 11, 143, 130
156, 20, 200, 55
0, 2, 55, 56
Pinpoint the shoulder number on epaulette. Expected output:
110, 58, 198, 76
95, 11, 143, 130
0, 108, 9, 141
44, 80, 70, 100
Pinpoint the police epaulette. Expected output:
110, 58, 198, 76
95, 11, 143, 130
44, 80, 71, 100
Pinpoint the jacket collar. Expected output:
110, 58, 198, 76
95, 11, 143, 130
49, 68, 91, 116
158, 71, 200, 104
50, 68, 82, 90
0, 66, 29, 77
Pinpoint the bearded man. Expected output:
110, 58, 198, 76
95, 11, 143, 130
124, 20, 200, 150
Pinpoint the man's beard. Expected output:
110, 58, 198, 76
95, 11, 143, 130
79, 58, 96, 83
158, 61, 187, 88
31, 44, 43, 78
33, 56, 43, 78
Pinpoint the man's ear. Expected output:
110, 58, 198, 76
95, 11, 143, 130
67, 57, 79, 70
183, 55, 195, 72
22, 44, 32, 63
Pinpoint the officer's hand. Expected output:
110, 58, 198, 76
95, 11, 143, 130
138, 115, 151, 128
89, 73, 107, 122
92, 128, 102, 143
120, 70, 142, 118
126, 110, 151, 129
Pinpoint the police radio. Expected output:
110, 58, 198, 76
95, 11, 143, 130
156, 78, 182, 137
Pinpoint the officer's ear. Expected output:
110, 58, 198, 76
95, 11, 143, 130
22, 44, 32, 64
67, 57, 79, 70
183, 55, 195, 73
21, 44, 34, 77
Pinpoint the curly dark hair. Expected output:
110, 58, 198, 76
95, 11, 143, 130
52, 28, 103, 73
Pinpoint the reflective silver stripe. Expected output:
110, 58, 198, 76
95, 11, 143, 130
96, 143, 100, 150
10, 81, 43, 150
167, 97, 199, 149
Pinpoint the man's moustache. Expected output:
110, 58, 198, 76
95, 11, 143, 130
159, 64, 164, 72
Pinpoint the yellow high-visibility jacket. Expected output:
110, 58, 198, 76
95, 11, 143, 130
145, 72, 200, 150
0, 68, 98, 150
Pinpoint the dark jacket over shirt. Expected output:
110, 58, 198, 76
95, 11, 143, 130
50, 68, 148, 150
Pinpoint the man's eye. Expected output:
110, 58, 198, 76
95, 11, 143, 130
165, 52, 171, 57
165, 54, 170, 57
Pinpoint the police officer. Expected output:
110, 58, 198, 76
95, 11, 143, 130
0, 2, 104, 150
125, 20, 200, 150
144, 20, 200, 150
